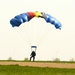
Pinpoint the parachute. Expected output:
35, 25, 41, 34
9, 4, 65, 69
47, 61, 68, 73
10, 11, 62, 50
10, 11, 62, 30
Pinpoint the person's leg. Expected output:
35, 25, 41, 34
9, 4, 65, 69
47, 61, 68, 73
33, 56, 35, 61
30, 56, 32, 61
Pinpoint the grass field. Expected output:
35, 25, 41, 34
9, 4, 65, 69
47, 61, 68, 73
0, 65, 75, 75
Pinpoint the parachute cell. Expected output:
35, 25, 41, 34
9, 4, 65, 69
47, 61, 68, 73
34, 11, 43, 17
27, 12, 36, 19
10, 18, 22, 27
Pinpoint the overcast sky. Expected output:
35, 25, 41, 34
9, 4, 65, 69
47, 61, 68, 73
0, 0, 75, 61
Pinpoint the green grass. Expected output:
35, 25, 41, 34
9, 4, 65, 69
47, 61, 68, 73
0, 60, 75, 63
0, 65, 75, 75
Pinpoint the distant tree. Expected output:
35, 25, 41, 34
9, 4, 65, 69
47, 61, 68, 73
8, 57, 12, 61
69, 58, 75, 62
24, 57, 29, 61
53, 58, 60, 62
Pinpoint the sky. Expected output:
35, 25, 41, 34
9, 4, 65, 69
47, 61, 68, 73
0, 0, 75, 61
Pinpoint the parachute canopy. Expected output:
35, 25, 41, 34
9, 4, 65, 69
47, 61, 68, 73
10, 11, 62, 30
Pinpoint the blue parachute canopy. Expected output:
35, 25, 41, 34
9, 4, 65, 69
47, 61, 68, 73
45, 14, 62, 30
10, 13, 30, 27
10, 11, 62, 30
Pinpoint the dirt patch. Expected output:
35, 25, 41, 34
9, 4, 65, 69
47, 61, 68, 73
0, 62, 75, 69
